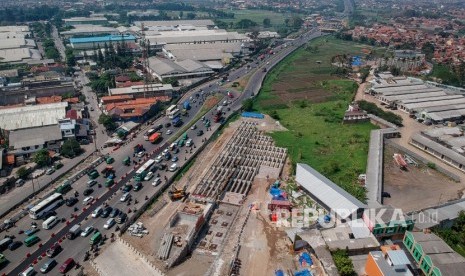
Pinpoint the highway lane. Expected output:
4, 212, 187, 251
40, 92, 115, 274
8, 28, 322, 275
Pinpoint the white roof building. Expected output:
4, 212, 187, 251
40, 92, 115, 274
147, 57, 214, 81
0, 102, 68, 130
295, 163, 366, 220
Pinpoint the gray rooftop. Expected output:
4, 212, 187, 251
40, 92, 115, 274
421, 103, 465, 113
369, 251, 413, 276
0, 102, 67, 130
411, 133, 465, 165
409, 199, 465, 230
428, 110, 465, 121
404, 98, 465, 111
383, 91, 447, 102
400, 95, 463, 105
148, 57, 213, 77
374, 84, 429, 94
164, 42, 241, 61
109, 83, 173, 95
135, 20, 215, 28
423, 127, 462, 138
9, 124, 62, 149
296, 163, 366, 219
381, 88, 444, 97
61, 25, 118, 36
145, 30, 248, 45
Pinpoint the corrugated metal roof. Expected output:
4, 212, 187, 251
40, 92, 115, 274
9, 124, 62, 149
296, 163, 366, 219
0, 102, 67, 130
70, 34, 135, 44
387, 250, 411, 266
411, 134, 465, 165
405, 98, 465, 111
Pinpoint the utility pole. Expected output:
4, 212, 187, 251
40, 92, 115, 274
141, 23, 150, 99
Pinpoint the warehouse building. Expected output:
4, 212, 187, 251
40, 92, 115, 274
0, 77, 75, 105
63, 17, 108, 26
410, 133, 465, 172
295, 163, 366, 220
0, 102, 68, 131
135, 20, 216, 29
403, 231, 465, 276
60, 25, 120, 38
9, 125, 62, 157
108, 83, 173, 98
0, 25, 30, 35
147, 57, 214, 81
69, 34, 136, 49
163, 42, 242, 69
144, 29, 248, 46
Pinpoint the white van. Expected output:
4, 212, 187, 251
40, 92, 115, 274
186, 138, 193, 147
20, 266, 36, 276
92, 206, 103, 218
15, 179, 25, 187
169, 163, 178, 172
42, 216, 58, 230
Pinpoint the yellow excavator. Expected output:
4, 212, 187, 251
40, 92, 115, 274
168, 185, 186, 201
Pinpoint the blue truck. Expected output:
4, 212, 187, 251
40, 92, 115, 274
172, 116, 183, 127
183, 100, 191, 110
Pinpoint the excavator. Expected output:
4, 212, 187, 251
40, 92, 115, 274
168, 185, 187, 201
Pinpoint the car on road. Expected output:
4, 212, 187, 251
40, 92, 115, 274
120, 192, 131, 202
92, 206, 103, 218
152, 177, 161, 186
133, 182, 143, 191
154, 124, 163, 131
164, 123, 171, 128
87, 180, 97, 187
115, 212, 127, 224
19, 266, 36, 276
191, 124, 197, 130
104, 218, 116, 229
59, 258, 75, 274
90, 107, 94, 111
169, 163, 178, 172
101, 206, 113, 218
155, 155, 163, 163
65, 197, 78, 206
25, 228, 40, 236
122, 184, 133, 193
110, 208, 120, 218
46, 243, 62, 257
171, 156, 178, 162
81, 226, 94, 237
45, 168, 55, 175
8, 241, 22, 251
166, 129, 173, 135
40, 258, 57, 273
83, 188, 94, 196
136, 151, 145, 158
197, 130, 204, 136
163, 148, 169, 155
83, 196, 94, 205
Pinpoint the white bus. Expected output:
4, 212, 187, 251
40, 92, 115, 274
134, 159, 156, 182
168, 108, 180, 119
29, 193, 63, 220
42, 216, 59, 230
143, 128, 156, 141
166, 105, 177, 116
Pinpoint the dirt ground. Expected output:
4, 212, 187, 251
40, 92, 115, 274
383, 144, 464, 212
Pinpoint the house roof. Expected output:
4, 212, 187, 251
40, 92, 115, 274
296, 163, 366, 219
411, 134, 465, 165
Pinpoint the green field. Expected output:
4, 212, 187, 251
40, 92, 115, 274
254, 37, 378, 201
220, 9, 300, 30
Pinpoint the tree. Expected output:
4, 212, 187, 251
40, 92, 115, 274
60, 139, 82, 158
33, 149, 51, 167
186, 12, 196, 19
235, 19, 257, 29
16, 167, 29, 179
242, 98, 254, 111
98, 113, 117, 131
179, 11, 183, 18
263, 18, 271, 28
421, 42, 435, 61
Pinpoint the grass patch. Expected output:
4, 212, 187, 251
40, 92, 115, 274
254, 37, 378, 202
220, 9, 299, 30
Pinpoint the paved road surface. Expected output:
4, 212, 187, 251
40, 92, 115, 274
6, 28, 322, 276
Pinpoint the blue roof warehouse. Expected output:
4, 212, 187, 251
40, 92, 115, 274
69, 35, 136, 50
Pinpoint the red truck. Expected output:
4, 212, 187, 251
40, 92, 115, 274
149, 132, 161, 144
214, 106, 223, 123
